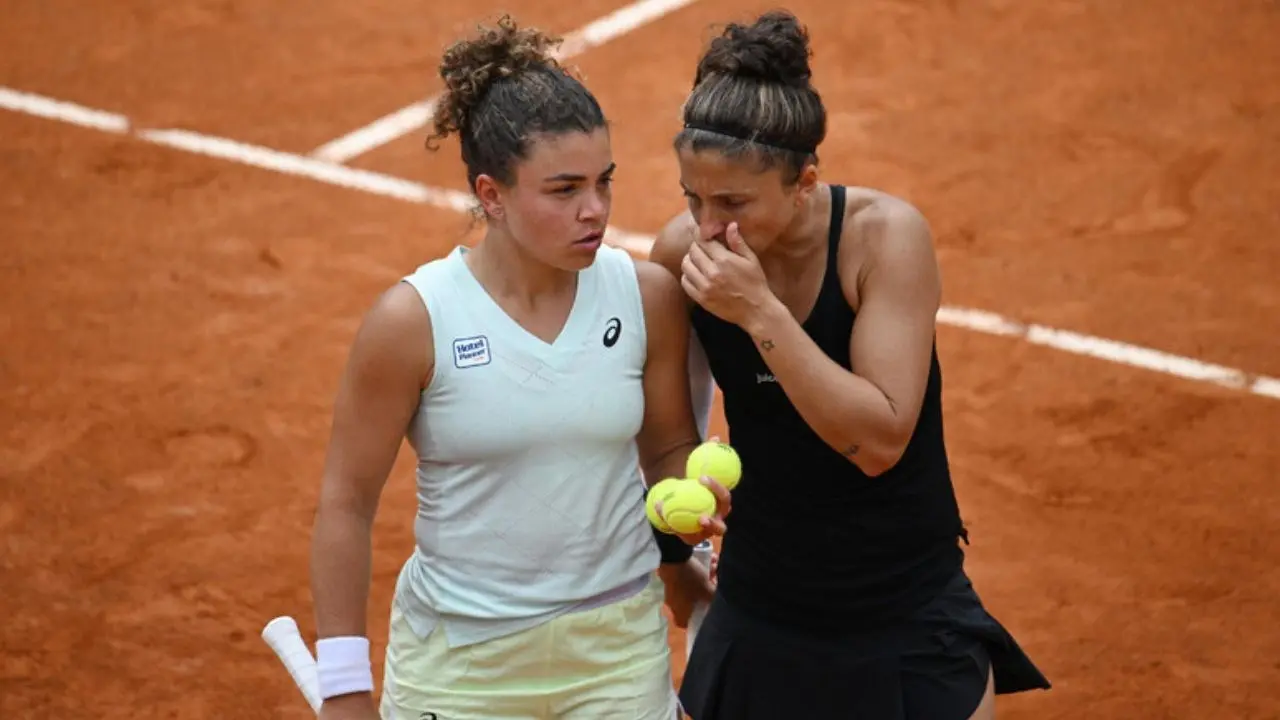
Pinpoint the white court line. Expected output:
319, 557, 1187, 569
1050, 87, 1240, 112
309, 0, 700, 164
3, 84, 1278, 402
0, 86, 131, 133
937, 309, 1280, 399
140, 128, 655, 255
140, 129, 471, 210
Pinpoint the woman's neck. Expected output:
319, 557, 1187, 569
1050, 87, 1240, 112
758, 183, 831, 275
465, 229, 577, 307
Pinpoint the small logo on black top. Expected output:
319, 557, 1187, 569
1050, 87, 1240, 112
603, 317, 622, 347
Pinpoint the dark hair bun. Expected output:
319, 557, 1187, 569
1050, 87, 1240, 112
429, 15, 561, 145
695, 10, 813, 87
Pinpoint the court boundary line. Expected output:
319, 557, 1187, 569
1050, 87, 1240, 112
309, 0, 702, 164
3, 84, 1277, 401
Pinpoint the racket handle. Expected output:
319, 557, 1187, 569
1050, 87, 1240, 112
262, 616, 323, 714
686, 540, 714, 661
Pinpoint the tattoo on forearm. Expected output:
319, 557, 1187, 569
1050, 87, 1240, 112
843, 444, 860, 457
760, 339, 775, 351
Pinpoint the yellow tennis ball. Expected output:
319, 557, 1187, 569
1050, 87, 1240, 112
686, 441, 742, 491
660, 481, 718, 535
645, 478, 685, 534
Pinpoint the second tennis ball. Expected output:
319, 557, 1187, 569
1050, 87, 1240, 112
686, 441, 742, 491
659, 481, 719, 534
645, 477, 683, 534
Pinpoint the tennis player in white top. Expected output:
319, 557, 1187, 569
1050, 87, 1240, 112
307, 15, 730, 720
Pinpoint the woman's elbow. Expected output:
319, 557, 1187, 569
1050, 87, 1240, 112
852, 452, 895, 478
315, 475, 381, 526
847, 433, 911, 478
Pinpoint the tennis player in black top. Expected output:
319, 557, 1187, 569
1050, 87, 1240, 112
650, 10, 1052, 719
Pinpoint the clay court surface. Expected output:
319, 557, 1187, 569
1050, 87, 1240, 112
3, 0, 1279, 717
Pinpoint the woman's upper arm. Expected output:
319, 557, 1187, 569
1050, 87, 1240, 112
318, 282, 433, 518
634, 259, 701, 476
843, 200, 942, 443
648, 213, 716, 435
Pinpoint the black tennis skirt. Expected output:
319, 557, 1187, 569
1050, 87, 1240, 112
678, 569, 1051, 720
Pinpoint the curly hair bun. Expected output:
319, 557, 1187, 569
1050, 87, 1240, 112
695, 10, 813, 88
431, 15, 563, 143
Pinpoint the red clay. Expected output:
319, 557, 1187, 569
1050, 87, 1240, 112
3, 1, 1278, 718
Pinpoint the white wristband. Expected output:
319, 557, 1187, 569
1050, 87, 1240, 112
316, 636, 374, 700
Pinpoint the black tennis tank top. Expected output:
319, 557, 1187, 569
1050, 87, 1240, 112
690, 185, 967, 635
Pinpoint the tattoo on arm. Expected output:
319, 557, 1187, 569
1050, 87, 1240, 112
843, 444, 860, 457
760, 339, 775, 351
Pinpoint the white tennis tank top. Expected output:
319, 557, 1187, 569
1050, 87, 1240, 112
392, 245, 660, 648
